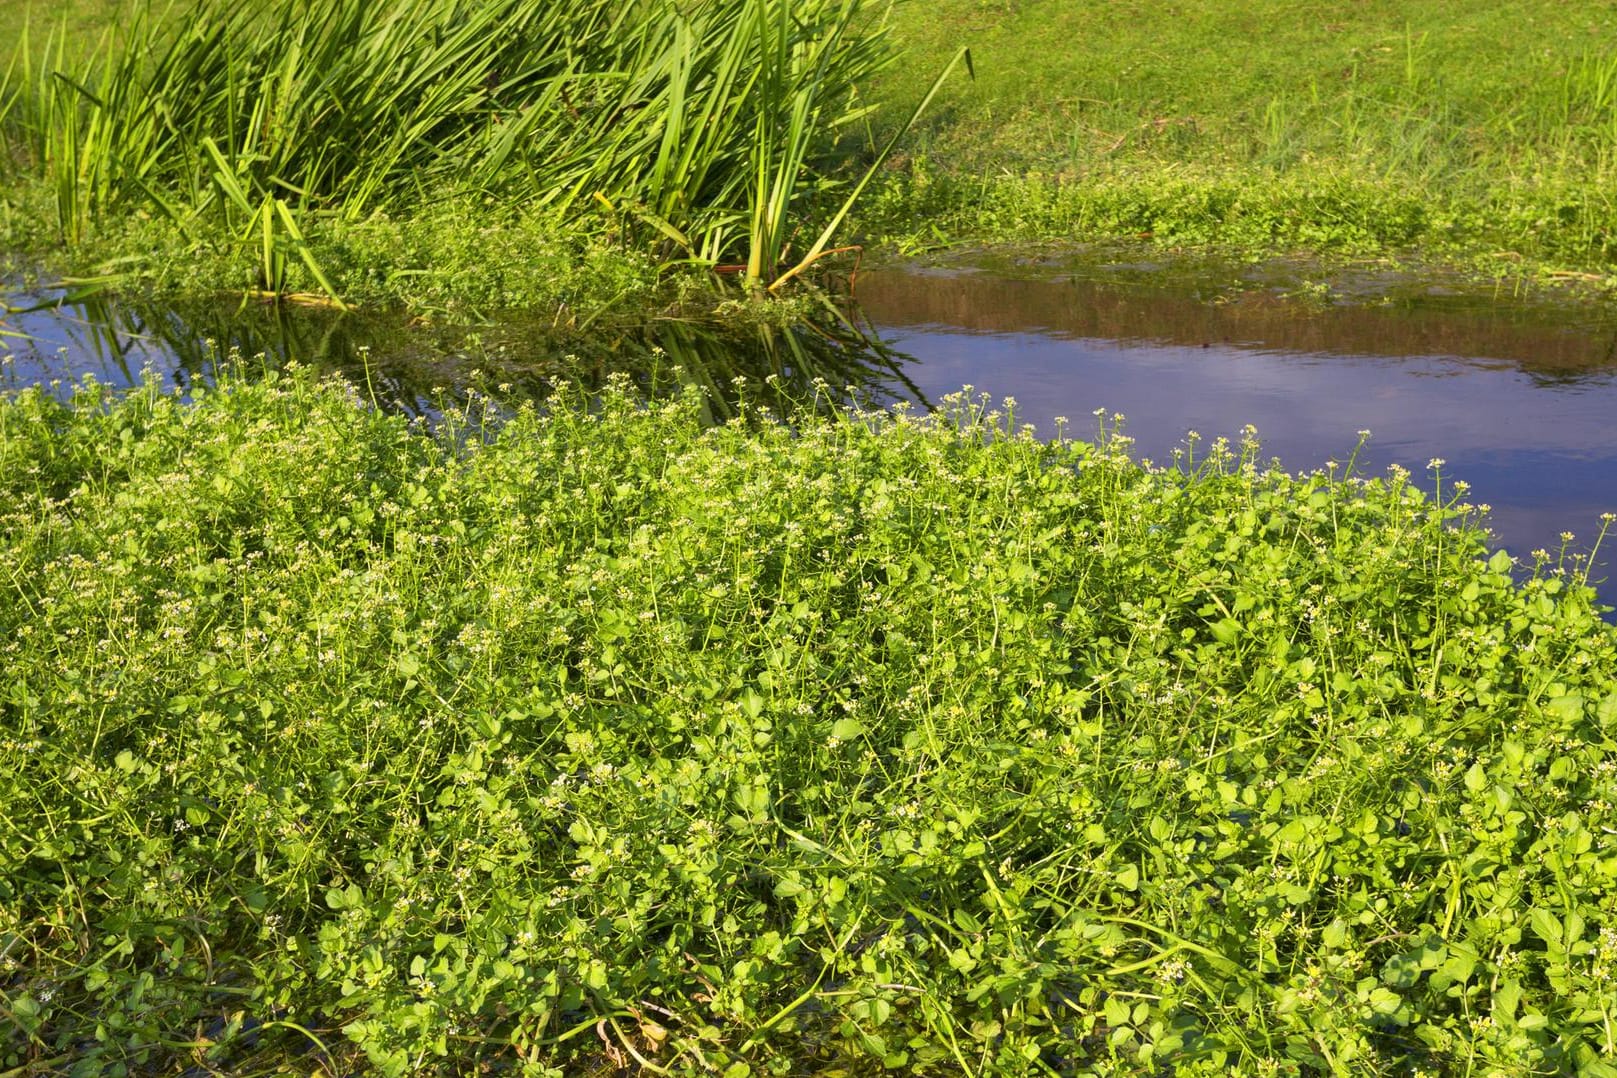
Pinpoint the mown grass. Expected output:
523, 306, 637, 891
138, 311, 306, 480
5, 366, 1617, 1075
0, 0, 119, 64
864, 0, 1617, 275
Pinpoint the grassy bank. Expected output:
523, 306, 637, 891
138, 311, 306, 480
4, 368, 1617, 1074
6, 0, 1617, 306
2, 185, 675, 319
864, 0, 1617, 278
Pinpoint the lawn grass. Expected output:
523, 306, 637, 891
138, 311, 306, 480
0, 0, 121, 63
863, 0, 1617, 275
5, 368, 1617, 1074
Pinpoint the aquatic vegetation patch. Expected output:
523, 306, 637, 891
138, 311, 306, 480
858, 159, 1617, 284
3, 370, 1617, 1074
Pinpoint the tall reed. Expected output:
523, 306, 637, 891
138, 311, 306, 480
1, 0, 948, 298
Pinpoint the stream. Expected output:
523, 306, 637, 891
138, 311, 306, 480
7, 249, 1617, 597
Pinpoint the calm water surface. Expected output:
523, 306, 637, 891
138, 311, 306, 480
855, 257, 1617, 584
7, 254, 1617, 591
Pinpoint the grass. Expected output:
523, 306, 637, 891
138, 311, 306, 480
0, 0, 119, 63
5, 366, 1617, 1074
34, 194, 675, 318
861, 0, 1617, 276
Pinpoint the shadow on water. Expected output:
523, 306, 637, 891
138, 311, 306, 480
0, 288, 925, 421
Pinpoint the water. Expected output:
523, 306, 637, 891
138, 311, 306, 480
0, 288, 918, 421
855, 256, 1617, 581
7, 254, 1617, 589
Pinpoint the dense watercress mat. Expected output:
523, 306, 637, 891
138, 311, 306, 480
3, 368, 1617, 1074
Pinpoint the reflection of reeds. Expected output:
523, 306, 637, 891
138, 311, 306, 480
638, 308, 928, 421
1, 0, 962, 301
4, 288, 173, 388
10, 287, 926, 421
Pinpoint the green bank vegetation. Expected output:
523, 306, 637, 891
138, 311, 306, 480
868, 0, 1617, 279
7, 5, 1617, 1076
0, 0, 958, 310
5, 0, 1617, 305
4, 368, 1617, 1074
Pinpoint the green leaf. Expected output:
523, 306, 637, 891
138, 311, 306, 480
1437, 948, 1478, 985
830, 717, 865, 740
1368, 987, 1402, 1014
1528, 907, 1564, 949
325, 883, 362, 910
1492, 979, 1522, 1022
1546, 695, 1584, 722
953, 908, 983, 934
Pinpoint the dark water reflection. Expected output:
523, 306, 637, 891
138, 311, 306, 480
1, 289, 919, 421
8, 257, 1617, 596
855, 264, 1617, 378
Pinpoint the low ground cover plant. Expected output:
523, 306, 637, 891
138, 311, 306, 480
3, 368, 1617, 1074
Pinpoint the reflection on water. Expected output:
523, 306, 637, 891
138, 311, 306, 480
0, 289, 922, 420
855, 264, 1617, 379
8, 257, 1617, 597
853, 259, 1617, 591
